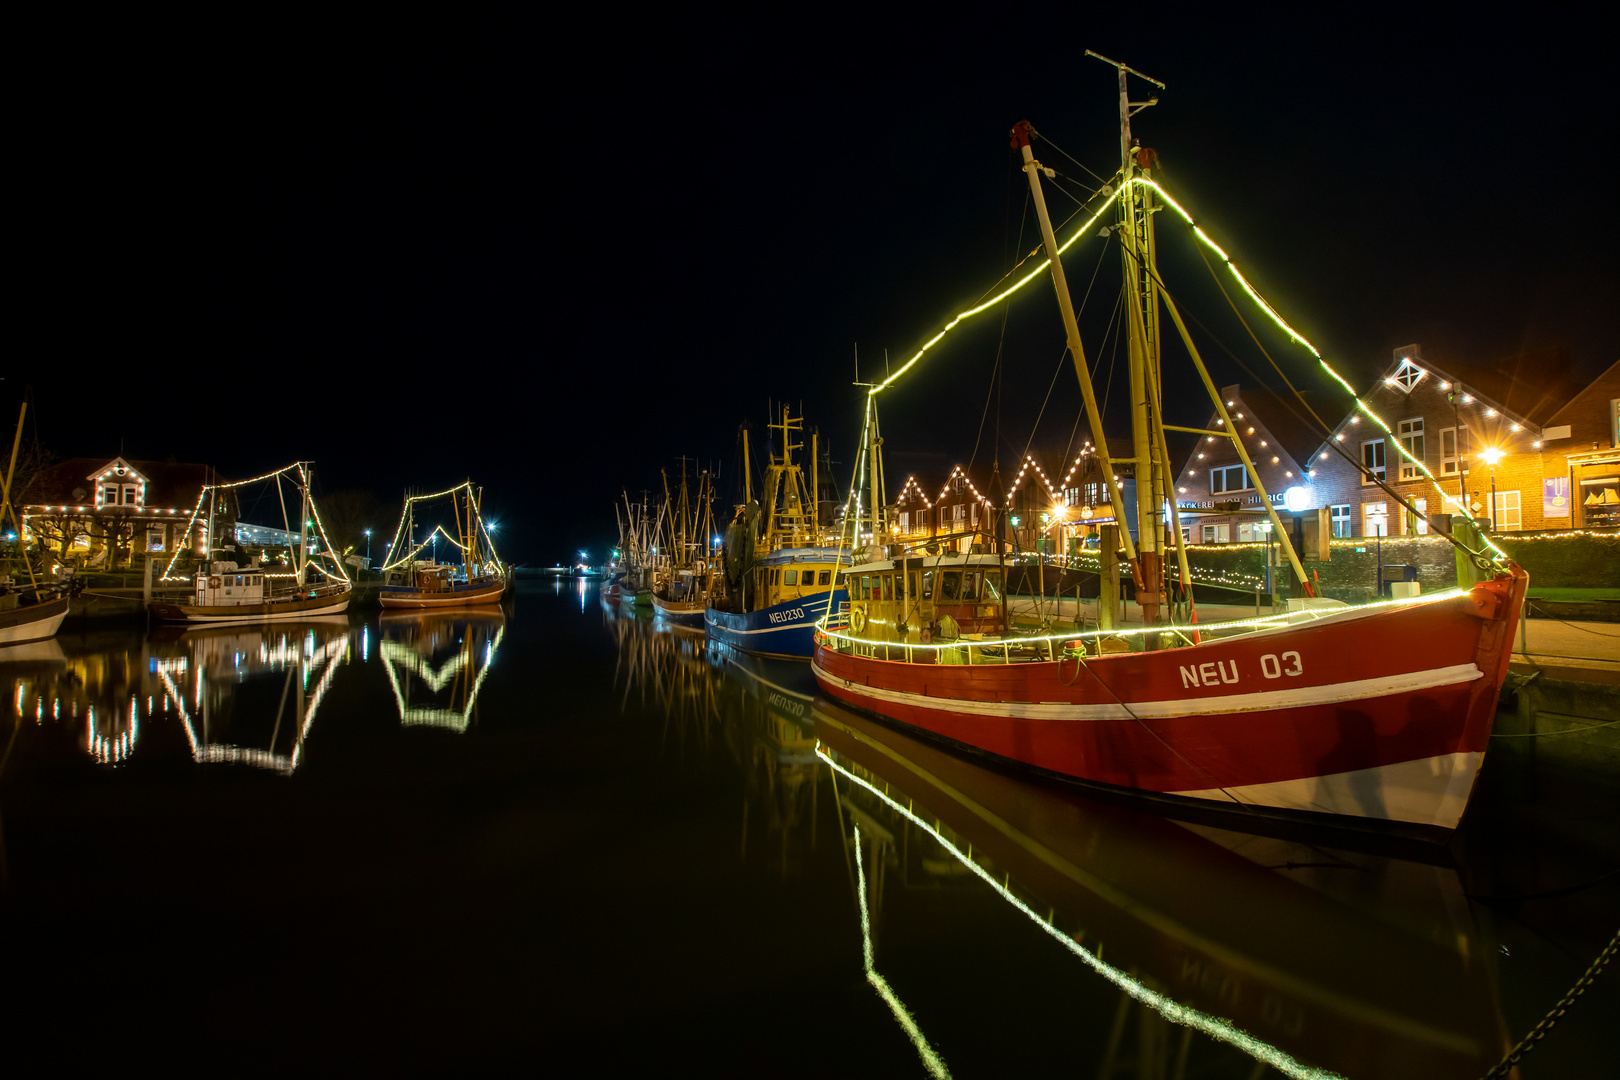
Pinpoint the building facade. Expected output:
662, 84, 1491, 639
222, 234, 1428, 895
20, 457, 220, 568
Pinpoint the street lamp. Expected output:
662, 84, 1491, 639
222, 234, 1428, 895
1480, 447, 1504, 529
364, 528, 371, 563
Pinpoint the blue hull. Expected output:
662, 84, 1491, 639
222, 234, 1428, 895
705, 589, 847, 659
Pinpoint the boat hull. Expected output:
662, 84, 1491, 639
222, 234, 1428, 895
148, 588, 353, 624
812, 572, 1526, 831
651, 593, 705, 623
0, 595, 70, 646
378, 578, 506, 609
707, 588, 849, 659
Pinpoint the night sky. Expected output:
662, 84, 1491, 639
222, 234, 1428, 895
12, 9, 1615, 564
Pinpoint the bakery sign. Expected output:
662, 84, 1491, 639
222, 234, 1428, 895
1178, 493, 1285, 511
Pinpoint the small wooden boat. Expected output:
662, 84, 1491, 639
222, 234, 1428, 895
149, 577, 351, 623
376, 481, 508, 609
379, 563, 507, 608
0, 592, 70, 647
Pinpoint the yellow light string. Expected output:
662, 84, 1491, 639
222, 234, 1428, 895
1132, 177, 1509, 564
816, 587, 1469, 652
817, 749, 1345, 1080
297, 463, 351, 585
869, 185, 1127, 396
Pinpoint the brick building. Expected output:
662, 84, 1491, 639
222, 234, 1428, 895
1170, 382, 1324, 542
1307, 346, 1610, 536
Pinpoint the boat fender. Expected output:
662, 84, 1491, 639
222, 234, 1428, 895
850, 607, 867, 632
1465, 584, 1501, 621
209, 576, 221, 589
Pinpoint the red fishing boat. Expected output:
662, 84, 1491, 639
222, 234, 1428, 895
811, 55, 1528, 836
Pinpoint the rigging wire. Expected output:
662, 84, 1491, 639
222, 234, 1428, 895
1032, 130, 1112, 186
1015, 235, 1114, 470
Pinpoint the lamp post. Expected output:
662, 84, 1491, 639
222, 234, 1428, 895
1480, 447, 1504, 531
364, 528, 371, 564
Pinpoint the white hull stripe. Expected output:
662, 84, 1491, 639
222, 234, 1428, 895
1174, 751, 1486, 829
163, 600, 351, 623
811, 660, 1483, 722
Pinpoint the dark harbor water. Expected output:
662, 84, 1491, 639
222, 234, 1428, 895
3, 581, 1616, 1076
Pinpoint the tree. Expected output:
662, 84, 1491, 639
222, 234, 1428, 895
314, 489, 389, 562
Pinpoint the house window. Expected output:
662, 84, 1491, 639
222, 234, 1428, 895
101, 484, 121, 505
1210, 464, 1249, 494
1202, 524, 1229, 543
1361, 439, 1386, 483
1330, 504, 1351, 537
970, 503, 979, 526
1404, 498, 1428, 535
146, 527, 165, 551
899, 511, 909, 531
1391, 358, 1425, 392
1237, 523, 1256, 542
952, 476, 964, 492
1439, 426, 1470, 477
1065, 486, 1079, 506
953, 504, 965, 523
1492, 491, 1521, 531
1397, 419, 1424, 480
1363, 502, 1389, 536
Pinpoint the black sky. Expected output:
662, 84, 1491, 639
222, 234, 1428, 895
13, 7, 1616, 563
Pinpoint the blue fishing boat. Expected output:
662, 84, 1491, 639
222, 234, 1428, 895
705, 408, 851, 660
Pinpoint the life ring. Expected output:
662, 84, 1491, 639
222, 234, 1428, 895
850, 607, 867, 632
209, 576, 221, 589
919, 625, 932, 644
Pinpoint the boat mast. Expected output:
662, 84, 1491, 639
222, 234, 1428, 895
1010, 122, 1140, 579
297, 463, 310, 583
867, 401, 884, 552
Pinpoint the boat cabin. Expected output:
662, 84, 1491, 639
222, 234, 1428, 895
383, 563, 459, 593
843, 552, 1005, 642
194, 560, 266, 607
746, 546, 844, 612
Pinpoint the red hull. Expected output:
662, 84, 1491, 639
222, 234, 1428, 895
812, 572, 1526, 831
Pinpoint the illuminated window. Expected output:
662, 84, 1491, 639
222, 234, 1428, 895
1397, 419, 1424, 480
1491, 491, 1521, 531
1439, 426, 1470, 477
1201, 523, 1229, 544
1330, 504, 1351, 537
1363, 502, 1389, 537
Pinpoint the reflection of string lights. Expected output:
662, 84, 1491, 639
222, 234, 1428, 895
820, 750, 1342, 1080
378, 621, 505, 733
852, 822, 952, 1079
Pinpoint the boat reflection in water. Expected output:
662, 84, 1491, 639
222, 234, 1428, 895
151, 619, 352, 772
816, 701, 1509, 1080
605, 606, 1512, 1080
8, 620, 352, 772
378, 607, 506, 733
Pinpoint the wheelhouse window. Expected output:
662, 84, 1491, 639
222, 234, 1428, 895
783, 569, 797, 586
1361, 439, 1386, 484
818, 570, 831, 586
1210, 464, 1248, 494
1397, 419, 1424, 480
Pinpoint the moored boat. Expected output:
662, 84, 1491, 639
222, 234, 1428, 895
811, 59, 1529, 835
0, 592, 71, 646
146, 461, 354, 624
705, 407, 849, 658
377, 481, 509, 609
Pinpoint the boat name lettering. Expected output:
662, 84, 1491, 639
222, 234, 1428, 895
768, 607, 806, 625
1180, 659, 1241, 689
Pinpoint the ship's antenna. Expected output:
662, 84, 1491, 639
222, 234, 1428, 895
1084, 50, 1164, 165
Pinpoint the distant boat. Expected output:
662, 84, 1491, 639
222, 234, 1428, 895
378, 481, 509, 609
651, 462, 716, 625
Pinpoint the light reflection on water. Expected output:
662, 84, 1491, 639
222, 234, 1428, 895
3, 584, 1613, 1075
